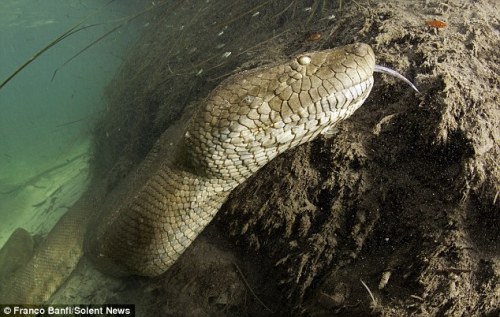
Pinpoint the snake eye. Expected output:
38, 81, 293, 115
298, 55, 311, 65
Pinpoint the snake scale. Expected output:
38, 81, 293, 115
0, 43, 411, 302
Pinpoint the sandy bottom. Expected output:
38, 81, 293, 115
0, 139, 90, 246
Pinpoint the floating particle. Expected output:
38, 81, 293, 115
378, 271, 392, 290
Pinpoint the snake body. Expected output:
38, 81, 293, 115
0, 43, 376, 302
85, 43, 375, 276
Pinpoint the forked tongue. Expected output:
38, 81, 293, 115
374, 65, 420, 93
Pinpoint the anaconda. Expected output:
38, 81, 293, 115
0, 43, 416, 303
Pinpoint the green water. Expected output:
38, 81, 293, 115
0, 0, 149, 243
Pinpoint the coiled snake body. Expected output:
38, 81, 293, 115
1, 43, 379, 301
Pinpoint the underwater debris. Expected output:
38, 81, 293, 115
425, 19, 448, 28
305, 32, 321, 42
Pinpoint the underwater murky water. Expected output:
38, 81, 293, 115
0, 0, 148, 244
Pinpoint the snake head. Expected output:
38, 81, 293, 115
184, 43, 376, 181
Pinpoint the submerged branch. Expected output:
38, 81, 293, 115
0, 0, 117, 90
0, 0, 166, 91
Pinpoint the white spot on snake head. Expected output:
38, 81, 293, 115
298, 55, 311, 65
